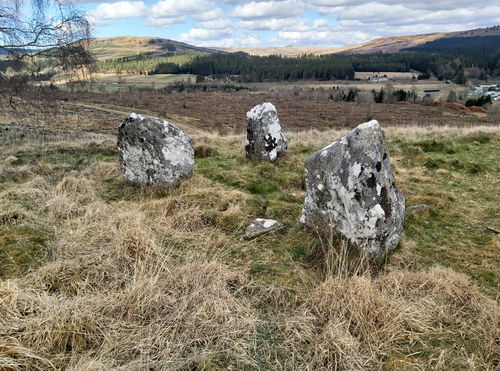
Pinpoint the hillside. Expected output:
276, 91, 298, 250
403, 35, 500, 54
91, 36, 224, 60
219, 26, 500, 56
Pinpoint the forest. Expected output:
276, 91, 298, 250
94, 44, 500, 83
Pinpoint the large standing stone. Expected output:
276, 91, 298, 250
246, 102, 287, 161
118, 113, 194, 186
300, 120, 405, 259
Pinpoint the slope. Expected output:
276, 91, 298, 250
91, 36, 224, 60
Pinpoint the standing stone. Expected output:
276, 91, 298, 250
300, 120, 405, 260
118, 113, 194, 186
246, 102, 287, 161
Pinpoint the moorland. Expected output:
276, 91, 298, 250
1, 25, 499, 370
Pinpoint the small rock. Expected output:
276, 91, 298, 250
246, 102, 287, 161
245, 218, 283, 238
300, 120, 405, 260
290, 192, 305, 199
118, 113, 194, 186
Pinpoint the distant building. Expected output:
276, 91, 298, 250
470, 85, 500, 100
369, 76, 388, 82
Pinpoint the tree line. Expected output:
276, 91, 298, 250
92, 48, 500, 83
172, 53, 356, 81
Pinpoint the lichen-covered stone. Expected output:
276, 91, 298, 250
118, 113, 194, 186
245, 218, 283, 238
245, 102, 287, 161
300, 120, 405, 259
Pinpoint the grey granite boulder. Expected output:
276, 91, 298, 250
246, 102, 287, 161
118, 113, 194, 186
300, 120, 405, 260
245, 218, 283, 238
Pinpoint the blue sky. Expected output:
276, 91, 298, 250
81, 0, 500, 47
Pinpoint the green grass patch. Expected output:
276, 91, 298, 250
392, 132, 500, 295
10, 144, 117, 168
0, 225, 52, 278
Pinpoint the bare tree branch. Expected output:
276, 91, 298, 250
1, 0, 93, 64
0, 0, 94, 104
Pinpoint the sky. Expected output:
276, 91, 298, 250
81, 0, 500, 47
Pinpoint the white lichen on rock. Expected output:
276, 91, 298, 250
246, 102, 287, 161
118, 113, 194, 186
245, 218, 283, 238
300, 119, 405, 259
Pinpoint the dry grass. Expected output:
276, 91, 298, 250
286, 265, 499, 370
1, 153, 259, 368
1, 126, 499, 369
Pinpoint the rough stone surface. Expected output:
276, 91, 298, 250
118, 113, 194, 185
246, 102, 287, 161
245, 218, 283, 238
300, 120, 405, 259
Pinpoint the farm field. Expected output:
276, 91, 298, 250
64, 73, 475, 103
52, 73, 197, 91
354, 71, 418, 79
0, 90, 499, 369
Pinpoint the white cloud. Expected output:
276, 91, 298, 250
338, 3, 420, 26
203, 35, 262, 48
336, 3, 500, 28
194, 8, 225, 21
233, 0, 306, 19
180, 27, 233, 42
87, 1, 147, 25
309, 0, 499, 12
75, 0, 122, 3
148, 0, 214, 27
150, 0, 213, 17
86, 0, 500, 47
237, 17, 307, 31
312, 18, 328, 28
146, 16, 187, 27
383, 0, 498, 11
277, 29, 371, 46
200, 19, 233, 30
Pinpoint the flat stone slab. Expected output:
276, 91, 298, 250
245, 218, 283, 238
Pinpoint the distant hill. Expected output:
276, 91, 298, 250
216, 33, 449, 56
91, 36, 225, 60
402, 35, 500, 54
218, 26, 500, 56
